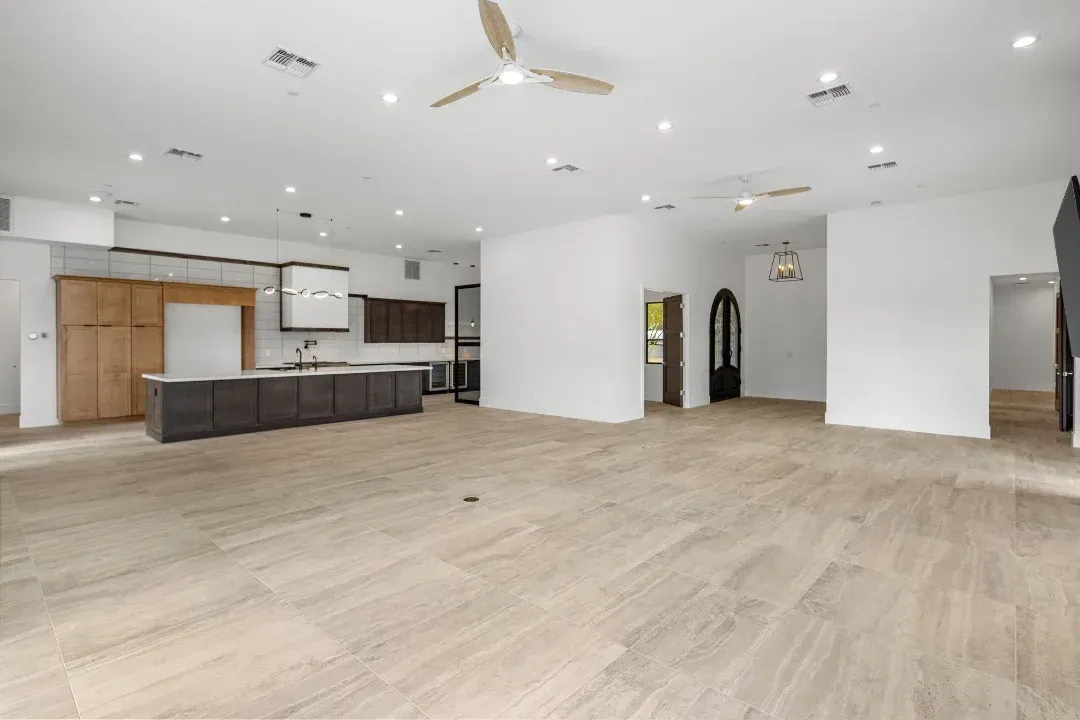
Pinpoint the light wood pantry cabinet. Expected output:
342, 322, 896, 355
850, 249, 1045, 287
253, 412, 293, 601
131, 326, 164, 415
56, 276, 165, 422
59, 325, 98, 421
97, 282, 131, 326
58, 279, 98, 326
131, 285, 163, 326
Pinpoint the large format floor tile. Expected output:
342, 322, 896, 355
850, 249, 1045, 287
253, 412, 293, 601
2, 392, 1078, 718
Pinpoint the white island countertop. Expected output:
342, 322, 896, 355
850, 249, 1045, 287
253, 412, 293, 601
143, 365, 430, 383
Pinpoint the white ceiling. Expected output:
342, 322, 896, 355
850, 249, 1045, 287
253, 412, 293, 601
1, 0, 1077, 260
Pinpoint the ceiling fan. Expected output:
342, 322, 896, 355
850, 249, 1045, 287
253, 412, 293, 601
693, 177, 812, 213
431, 0, 614, 108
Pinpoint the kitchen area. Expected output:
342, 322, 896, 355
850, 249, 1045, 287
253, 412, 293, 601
51, 244, 481, 441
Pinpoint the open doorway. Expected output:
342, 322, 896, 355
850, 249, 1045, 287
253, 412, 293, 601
989, 273, 1068, 446
0, 279, 19, 422
454, 283, 481, 405
644, 289, 685, 413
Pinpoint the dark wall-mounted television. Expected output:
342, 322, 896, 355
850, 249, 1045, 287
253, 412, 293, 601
1053, 176, 1080, 339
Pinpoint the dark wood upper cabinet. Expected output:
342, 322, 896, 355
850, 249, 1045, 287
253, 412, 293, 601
366, 299, 388, 343
402, 303, 419, 343
387, 301, 403, 343
362, 298, 446, 344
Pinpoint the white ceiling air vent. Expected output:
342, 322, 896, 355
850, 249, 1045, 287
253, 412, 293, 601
0, 196, 11, 235
114, 199, 141, 208
806, 83, 855, 107
654, 204, 677, 210
867, 161, 898, 171
552, 164, 584, 173
263, 47, 321, 79
164, 148, 204, 162
404, 259, 420, 281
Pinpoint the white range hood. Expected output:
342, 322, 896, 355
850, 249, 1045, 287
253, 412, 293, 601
280, 262, 349, 331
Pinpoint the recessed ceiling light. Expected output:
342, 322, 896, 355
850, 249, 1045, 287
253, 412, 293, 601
641, 194, 651, 202
128, 153, 144, 162
319, 231, 327, 237
89, 195, 102, 202
819, 71, 839, 83
395, 244, 403, 249
475, 227, 483, 233
656, 120, 673, 131
285, 186, 296, 193
395, 209, 404, 216
1013, 35, 1038, 48
220, 216, 230, 223
870, 145, 884, 154
382, 93, 399, 103
1019, 277, 1028, 281
1049, 280, 1056, 284
546, 157, 558, 165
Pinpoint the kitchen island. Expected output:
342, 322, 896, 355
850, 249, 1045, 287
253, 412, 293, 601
142, 365, 428, 443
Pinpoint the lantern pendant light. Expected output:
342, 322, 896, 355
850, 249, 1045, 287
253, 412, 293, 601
769, 241, 803, 282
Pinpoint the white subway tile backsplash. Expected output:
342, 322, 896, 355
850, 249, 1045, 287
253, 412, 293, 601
65, 257, 110, 272
64, 246, 110, 262
221, 270, 254, 288
149, 254, 187, 268
51, 245, 65, 258
187, 259, 222, 271
187, 268, 221, 284
111, 271, 152, 281
109, 260, 152, 276
150, 265, 185, 281
109, 251, 150, 266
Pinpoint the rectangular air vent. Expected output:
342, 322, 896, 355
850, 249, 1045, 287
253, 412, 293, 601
263, 47, 321, 79
164, 148, 204, 162
114, 199, 141, 208
806, 83, 855, 107
552, 164, 583, 173
0, 196, 11, 234
654, 204, 677, 210
867, 161, 898, 171
404, 259, 420, 281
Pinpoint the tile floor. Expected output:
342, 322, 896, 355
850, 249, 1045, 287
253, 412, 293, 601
1, 391, 1078, 719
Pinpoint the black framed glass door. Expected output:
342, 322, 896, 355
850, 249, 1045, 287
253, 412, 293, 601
454, 284, 481, 405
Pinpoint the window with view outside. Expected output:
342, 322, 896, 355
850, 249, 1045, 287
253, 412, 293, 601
646, 302, 664, 364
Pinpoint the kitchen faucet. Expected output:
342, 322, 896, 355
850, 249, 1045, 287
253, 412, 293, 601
296, 347, 303, 367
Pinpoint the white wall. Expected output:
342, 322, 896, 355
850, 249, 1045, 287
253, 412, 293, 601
165, 304, 242, 377
991, 284, 1056, 392
0, 239, 56, 427
482, 215, 742, 423
10, 196, 114, 247
743, 247, 827, 402
827, 182, 1063, 439
0, 280, 20, 414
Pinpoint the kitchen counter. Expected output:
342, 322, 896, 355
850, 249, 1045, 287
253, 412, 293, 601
143, 364, 429, 383
143, 365, 427, 443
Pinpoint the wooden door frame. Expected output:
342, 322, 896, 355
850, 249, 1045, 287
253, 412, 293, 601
642, 288, 688, 411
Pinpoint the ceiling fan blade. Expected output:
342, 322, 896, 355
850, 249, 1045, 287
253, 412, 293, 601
430, 79, 486, 108
532, 69, 614, 95
755, 186, 812, 198
734, 202, 749, 213
479, 0, 516, 60
692, 196, 739, 201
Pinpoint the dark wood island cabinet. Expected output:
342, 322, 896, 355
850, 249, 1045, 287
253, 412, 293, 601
144, 365, 427, 443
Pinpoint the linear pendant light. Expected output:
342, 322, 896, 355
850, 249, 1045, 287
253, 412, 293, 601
262, 209, 342, 298
769, 241, 803, 282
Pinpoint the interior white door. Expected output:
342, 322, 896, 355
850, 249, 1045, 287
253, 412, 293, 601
0, 280, 20, 414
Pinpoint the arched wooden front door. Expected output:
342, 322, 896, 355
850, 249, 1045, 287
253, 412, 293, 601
710, 289, 741, 402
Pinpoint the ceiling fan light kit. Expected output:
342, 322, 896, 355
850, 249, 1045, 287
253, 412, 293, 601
769, 241, 804, 282
693, 176, 812, 213
431, 0, 614, 107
